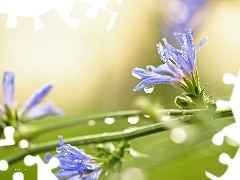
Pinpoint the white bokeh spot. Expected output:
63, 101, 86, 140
170, 128, 187, 144
19, 139, 29, 149
166, 0, 189, 23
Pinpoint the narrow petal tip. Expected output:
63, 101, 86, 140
2, 71, 15, 109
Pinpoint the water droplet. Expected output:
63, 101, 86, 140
104, 117, 115, 125
161, 115, 170, 121
127, 116, 139, 124
144, 86, 154, 93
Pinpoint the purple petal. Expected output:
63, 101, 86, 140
162, 38, 192, 76
147, 64, 174, 76
0, 104, 4, 116
156, 43, 169, 62
22, 83, 53, 114
132, 68, 157, 79
162, 38, 180, 62
25, 101, 63, 120
174, 28, 196, 71
45, 136, 101, 179
58, 135, 64, 146
185, 28, 196, 70
2, 71, 15, 109
195, 37, 208, 51
56, 170, 79, 179
85, 170, 102, 180
165, 60, 184, 79
133, 76, 178, 91
68, 175, 83, 180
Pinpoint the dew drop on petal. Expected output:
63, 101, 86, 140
144, 86, 154, 93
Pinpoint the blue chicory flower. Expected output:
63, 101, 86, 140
132, 28, 207, 94
0, 70, 63, 120
45, 136, 102, 180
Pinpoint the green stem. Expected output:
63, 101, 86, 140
7, 116, 192, 165
26, 109, 205, 139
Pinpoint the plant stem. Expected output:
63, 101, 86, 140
26, 109, 205, 139
7, 108, 233, 165
7, 116, 192, 165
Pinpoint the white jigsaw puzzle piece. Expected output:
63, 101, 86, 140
212, 70, 240, 146
0, 126, 15, 146
206, 148, 240, 179
0, 159, 9, 171
12, 172, 24, 180
206, 69, 240, 179
0, 0, 79, 31
24, 155, 60, 180
79, 0, 122, 30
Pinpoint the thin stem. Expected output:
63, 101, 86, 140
7, 116, 192, 165
26, 109, 205, 139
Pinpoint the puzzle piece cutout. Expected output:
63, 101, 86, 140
79, 0, 122, 30
0, 126, 15, 146
0, 0, 122, 31
205, 70, 240, 179
212, 71, 240, 146
0, 0, 79, 31
0, 159, 8, 171
206, 148, 240, 179
12, 172, 24, 180
24, 155, 60, 180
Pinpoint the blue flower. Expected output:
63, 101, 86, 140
45, 136, 102, 180
132, 28, 207, 94
163, 0, 209, 39
0, 71, 63, 121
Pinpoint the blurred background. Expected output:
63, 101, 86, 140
0, 0, 240, 179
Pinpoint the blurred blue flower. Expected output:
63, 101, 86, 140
45, 136, 102, 180
0, 70, 63, 121
132, 28, 207, 93
162, 0, 209, 40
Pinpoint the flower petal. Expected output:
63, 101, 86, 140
185, 28, 196, 70
2, 71, 15, 109
22, 83, 53, 114
0, 104, 4, 116
165, 60, 184, 79
45, 136, 101, 179
146, 64, 174, 75
85, 170, 102, 180
195, 37, 208, 51
156, 43, 170, 62
56, 170, 79, 179
133, 76, 178, 91
132, 68, 157, 79
25, 100, 63, 120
